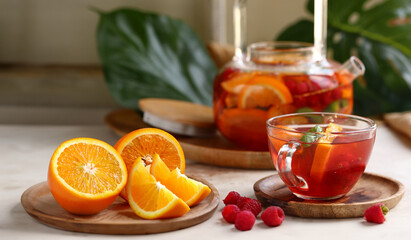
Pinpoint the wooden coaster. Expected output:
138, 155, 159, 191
254, 172, 405, 218
105, 109, 274, 169
21, 176, 219, 235
139, 98, 217, 137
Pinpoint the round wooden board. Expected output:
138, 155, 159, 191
139, 98, 217, 137
21, 176, 219, 235
105, 109, 274, 169
254, 172, 405, 218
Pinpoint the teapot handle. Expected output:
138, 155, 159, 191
233, 0, 247, 60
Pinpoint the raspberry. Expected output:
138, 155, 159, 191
223, 191, 241, 205
364, 203, 389, 224
240, 198, 262, 217
295, 82, 309, 94
236, 196, 250, 209
234, 211, 255, 231
261, 206, 285, 227
221, 204, 240, 224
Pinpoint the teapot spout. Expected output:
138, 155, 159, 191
337, 56, 365, 84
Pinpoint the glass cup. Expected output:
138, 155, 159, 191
266, 112, 376, 200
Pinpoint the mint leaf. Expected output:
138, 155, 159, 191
300, 125, 323, 145
308, 125, 322, 133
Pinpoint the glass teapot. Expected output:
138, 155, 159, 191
212, 0, 365, 151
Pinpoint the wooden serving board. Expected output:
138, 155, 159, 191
21, 176, 219, 235
254, 172, 405, 218
105, 109, 274, 169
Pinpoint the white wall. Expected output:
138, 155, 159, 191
0, 0, 309, 65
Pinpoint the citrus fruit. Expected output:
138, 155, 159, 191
114, 128, 185, 199
268, 125, 303, 152
127, 158, 190, 219
48, 138, 128, 215
221, 72, 255, 93
310, 123, 343, 182
150, 156, 211, 207
238, 75, 293, 109
115, 128, 185, 172
165, 169, 211, 207
150, 153, 171, 183
217, 108, 268, 151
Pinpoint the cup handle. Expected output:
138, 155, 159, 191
276, 141, 308, 190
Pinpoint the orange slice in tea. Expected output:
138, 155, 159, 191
238, 75, 293, 109
221, 72, 255, 93
268, 125, 303, 152
151, 156, 211, 207
217, 108, 268, 150
115, 128, 185, 199
309, 123, 343, 182
127, 158, 190, 219
48, 138, 128, 215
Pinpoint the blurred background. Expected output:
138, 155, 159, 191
0, 0, 307, 124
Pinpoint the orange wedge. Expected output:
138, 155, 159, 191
165, 169, 211, 207
238, 75, 293, 109
150, 153, 171, 183
151, 155, 211, 207
115, 128, 185, 199
48, 138, 128, 215
127, 158, 190, 219
310, 123, 343, 182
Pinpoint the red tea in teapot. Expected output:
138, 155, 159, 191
213, 60, 356, 151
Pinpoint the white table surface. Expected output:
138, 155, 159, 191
1, 120, 410, 239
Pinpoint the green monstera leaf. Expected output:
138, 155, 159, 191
277, 0, 411, 116
96, 8, 217, 109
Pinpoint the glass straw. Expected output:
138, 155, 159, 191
314, 0, 328, 62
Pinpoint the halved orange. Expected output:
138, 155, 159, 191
238, 75, 293, 109
115, 128, 185, 199
310, 123, 343, 182
150, 156, 211, 207
127, 158, 190, 219
48, 138, 128, 215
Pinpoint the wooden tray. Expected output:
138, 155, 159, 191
254, 172, 405, 218
21, 176, 219, 235
105, 109, 273, 169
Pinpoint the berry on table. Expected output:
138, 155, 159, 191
261, 206, 285, 227
222, 204, 241, 224
240, 198, 262, 217
223, 191, 241, 205
364, 203, 389, 224
234, 210, 255, 231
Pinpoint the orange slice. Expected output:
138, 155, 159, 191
48, 138, 128, 215
151, 156, 211, 207
127, 158, 190, 219
217, 108, 268, 150
238, 75, 293, 109
310, 123, 343, 182
221, 72, 255, 93
268, 125, 303, 152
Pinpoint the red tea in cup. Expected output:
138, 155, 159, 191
267, 113, 376, 200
